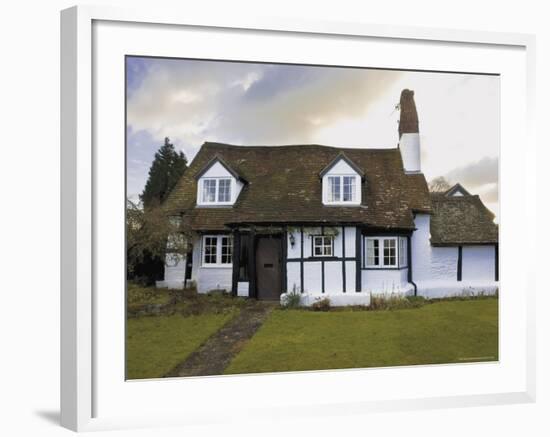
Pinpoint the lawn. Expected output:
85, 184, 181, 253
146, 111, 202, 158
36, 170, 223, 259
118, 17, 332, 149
127, 283, 173, 312
225, 299, 498, 374
126, 311, 236, 379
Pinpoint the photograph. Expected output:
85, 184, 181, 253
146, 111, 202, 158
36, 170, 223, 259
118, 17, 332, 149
125, 56, 499, 380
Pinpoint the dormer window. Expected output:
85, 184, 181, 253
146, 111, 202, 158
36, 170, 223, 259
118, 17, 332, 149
201, 178, 232, 204
195, 156, 246, 207
320, 153, 363, 206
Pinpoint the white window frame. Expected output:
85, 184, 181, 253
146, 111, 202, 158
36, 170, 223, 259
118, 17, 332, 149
201, 235, 233, 267
312, 235, 334, 257
198, 177, 233, 206
324, 174, 360, 205
364, 236, 402, 268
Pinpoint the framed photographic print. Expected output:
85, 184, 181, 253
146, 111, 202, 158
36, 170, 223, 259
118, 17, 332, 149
61, 5, 536, 432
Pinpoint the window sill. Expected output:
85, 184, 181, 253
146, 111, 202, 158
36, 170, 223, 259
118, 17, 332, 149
196, 204, 235, 208
200, 264, 233, 269
322, 202, 361, 206
362, 266, 408, 271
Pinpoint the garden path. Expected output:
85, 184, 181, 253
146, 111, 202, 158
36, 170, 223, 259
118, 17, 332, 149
165, 302, 276, 377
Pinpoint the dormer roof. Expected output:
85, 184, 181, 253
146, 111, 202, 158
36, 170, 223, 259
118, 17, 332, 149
319, 152, 365, 179
444, 183, 471, 197
194, 154, 247, 183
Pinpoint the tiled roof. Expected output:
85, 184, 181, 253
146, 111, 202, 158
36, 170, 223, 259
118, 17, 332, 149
430, 192, 498, 245
163, 142, 432, 231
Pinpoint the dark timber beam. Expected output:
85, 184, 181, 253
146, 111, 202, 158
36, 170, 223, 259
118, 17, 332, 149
231, 230, 240, 296
457, 246, 463, 282
355, 228, 362, 292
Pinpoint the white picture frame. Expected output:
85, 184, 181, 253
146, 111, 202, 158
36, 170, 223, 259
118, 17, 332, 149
60, 5, 536, 432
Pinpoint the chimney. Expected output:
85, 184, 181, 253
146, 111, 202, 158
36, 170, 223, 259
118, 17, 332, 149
398, 89, 421, 173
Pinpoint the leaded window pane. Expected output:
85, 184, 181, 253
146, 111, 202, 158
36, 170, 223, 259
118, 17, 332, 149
203, 236, 217, 264
383, 239, 396, 266
343, 176, 356, 201
202, 179, 216, 203
218, 179, 231, 202
328, 176, 340, 202
366, 239, 379, 266
221, 236, 232, 264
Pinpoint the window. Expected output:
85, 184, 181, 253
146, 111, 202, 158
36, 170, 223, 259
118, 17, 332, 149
202, 179, 216, 203
343, 176, 356, 201
383, 239, 396, 266
399, 237, 407, 267
220, 236, 232, 264
328, 176, 341, 202
218, 179, 231, 202
365, 237, 400, 268
200, 178, 232, 204
366, 238, 379, 266
203, 236, 218, 264
202, 235, 233, 266
313, 235, 333, 257
325, 175, 358, 204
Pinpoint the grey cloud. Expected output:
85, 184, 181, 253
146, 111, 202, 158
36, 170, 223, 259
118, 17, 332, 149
445, 156, 498, 189
127, 59, 403, 150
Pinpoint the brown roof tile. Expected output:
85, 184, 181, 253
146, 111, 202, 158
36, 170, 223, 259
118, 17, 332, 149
163, 142, 432, 231
430, 192, 498, 245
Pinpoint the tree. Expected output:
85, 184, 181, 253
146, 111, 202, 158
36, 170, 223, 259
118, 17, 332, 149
140, 137, 188, 208
126, 199, 190, 284
428, 176, 451, 193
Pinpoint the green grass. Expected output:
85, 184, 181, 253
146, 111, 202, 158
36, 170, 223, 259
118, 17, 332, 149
127, 283, 173, 311
126, 312, 236, 379
225, 299, 498, 374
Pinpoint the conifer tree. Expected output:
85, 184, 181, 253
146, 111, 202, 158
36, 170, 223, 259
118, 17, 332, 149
140, 137, 187, 208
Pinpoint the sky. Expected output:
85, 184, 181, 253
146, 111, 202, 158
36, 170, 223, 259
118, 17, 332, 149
126, 57, 499, 218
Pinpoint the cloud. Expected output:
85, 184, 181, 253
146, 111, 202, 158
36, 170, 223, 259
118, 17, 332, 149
445, 156, 498, 189
126, 59, 403, 154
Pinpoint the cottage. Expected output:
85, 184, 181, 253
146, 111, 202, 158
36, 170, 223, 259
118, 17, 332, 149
157, 89, 499, 305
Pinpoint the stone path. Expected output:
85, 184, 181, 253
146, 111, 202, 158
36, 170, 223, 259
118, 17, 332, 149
165, 303, 276, 377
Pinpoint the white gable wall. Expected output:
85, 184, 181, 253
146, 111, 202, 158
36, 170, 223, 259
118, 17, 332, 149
197, 161, 244, 205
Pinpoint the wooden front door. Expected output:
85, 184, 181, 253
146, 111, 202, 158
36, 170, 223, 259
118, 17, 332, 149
255, 236, 282, 300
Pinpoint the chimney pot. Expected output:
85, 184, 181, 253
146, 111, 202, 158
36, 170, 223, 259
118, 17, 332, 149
398, 89, 419, 138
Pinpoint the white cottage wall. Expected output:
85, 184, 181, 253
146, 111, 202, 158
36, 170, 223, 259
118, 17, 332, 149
412, 214, 498, 297
430, 247, 459, 280
303, 261, 322, 294
411, 213, 432, 283
362, 269, 412, 295
190, 235, 233, 294
462, 246, 496, 282
286, 262, 301, 294
324, 261, 344, 293
156, 253, 186, 289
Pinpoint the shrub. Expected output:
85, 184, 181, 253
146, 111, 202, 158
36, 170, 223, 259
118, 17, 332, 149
369, 292, 425, 311
281, 288, 302, 309
311, 297, 331, 312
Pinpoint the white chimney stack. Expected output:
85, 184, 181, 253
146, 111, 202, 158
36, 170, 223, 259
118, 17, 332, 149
398, 89, 421, 173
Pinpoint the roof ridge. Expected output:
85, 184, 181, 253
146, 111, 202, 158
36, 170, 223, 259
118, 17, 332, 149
202, 141, 398, 152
